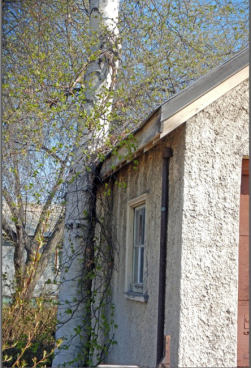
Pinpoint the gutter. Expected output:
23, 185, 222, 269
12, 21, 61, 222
156, 147, 173, 367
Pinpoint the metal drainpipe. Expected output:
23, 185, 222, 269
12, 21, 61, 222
156, 146, 173, 366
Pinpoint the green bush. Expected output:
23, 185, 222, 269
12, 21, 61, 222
2, 298, 59, 367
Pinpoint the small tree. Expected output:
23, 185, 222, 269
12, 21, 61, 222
2, 215, 62, 367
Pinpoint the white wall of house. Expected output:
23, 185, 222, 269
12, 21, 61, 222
97, 125, 186, 367
96, 79, 248, 367
175, 78, 249, 367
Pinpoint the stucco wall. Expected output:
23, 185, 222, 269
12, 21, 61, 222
177, 78, 249, 367
97, 78, 248, 368
97, 125, 186, 367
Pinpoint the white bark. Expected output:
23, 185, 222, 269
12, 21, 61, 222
53, 1, 119, 367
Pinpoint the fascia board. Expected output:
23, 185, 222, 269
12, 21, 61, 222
160, 47, 249, 126
100, 110, 161, 179
160, 65, 249, 138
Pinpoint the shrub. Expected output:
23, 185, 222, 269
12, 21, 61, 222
2, 297, 59, 367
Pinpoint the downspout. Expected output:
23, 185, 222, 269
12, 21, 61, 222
156, 147, 173, 366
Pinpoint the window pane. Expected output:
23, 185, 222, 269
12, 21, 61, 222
134, 210, 139, 246
133, 247, 139, 284
139, 247, 144, 284
132, 205, 145, 289
134, 207, 145, 246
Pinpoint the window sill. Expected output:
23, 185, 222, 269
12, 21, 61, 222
124, 291, 148, 303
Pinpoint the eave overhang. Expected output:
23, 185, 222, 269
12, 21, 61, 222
101, 47, 249, 179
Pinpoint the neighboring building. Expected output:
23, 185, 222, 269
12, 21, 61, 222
2, 204, 61, 298
97, 48, 249, 367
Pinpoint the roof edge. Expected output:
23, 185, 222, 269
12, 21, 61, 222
160, 47, 249, 124
100, 47, 249, 178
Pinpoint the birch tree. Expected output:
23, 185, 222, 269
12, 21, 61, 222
52, 1, 120, 366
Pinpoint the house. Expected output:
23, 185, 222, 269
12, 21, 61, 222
96, 47, 249, 367
2, 203, 61, 299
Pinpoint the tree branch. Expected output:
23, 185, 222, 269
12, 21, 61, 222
12, 152, 25, 224
3, 187, 19, 219
40, 145, 66, 165
32, 156, 68, 243
26, 210, 65, 297
3, 187, 33, 252
2, 215, 17, 243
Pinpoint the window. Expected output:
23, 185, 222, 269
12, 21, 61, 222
132, 205, 145, 293
125, 194, 148, 302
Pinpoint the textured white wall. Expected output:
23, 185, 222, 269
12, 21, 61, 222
99, 126, 185, 367
97, 79, 249, 368
177, 79, 249, 367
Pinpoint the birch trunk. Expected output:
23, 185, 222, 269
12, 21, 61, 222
53, 1, 119, 366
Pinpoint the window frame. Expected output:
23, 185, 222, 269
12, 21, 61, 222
124, 193, 148, 303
